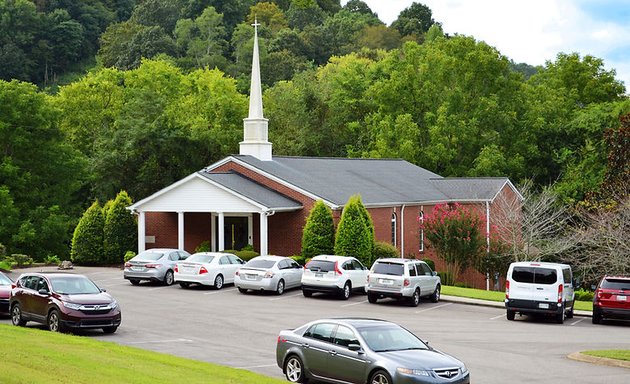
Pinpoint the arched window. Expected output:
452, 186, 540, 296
419, 210, 424, 252
391, 212, 397, 246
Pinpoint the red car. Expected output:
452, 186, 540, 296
0, 271, 11, 315
10, 272, 121, 333
592, 275, 630, 324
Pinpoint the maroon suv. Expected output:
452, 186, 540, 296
10, 272, 121, 333
592, 275, 630, 324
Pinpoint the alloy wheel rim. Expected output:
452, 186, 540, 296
414, 292, 419, 304
12, 306, 20, 325
286, 358, 301, 382
166, 272, 173, 285
49, 313, 59, 332
277, 281, 284, 294
344, 285, 350, 298
216, 276, 223, 289
372, 373, 389, 384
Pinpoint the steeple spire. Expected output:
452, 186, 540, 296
239, 18, 272, 161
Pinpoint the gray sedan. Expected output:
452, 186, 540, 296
276, 318, 469, 384
234, 256, 303, 295
123, 248, 190, 286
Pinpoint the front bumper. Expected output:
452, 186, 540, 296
60, 308, 122, 329
505, 299, 562, 315
393, 369, 470, 383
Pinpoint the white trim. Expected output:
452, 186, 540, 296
400, 205, 405, 258
178, 212, 184, 250
490, 179, 524, 202
260, 213, 268, 255
211, 213, 216, 252
218, 212, 225, 251
129, 173, 199, 210
138, 211, 146, 253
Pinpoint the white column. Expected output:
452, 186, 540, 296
248, 214, 253, 246
178, 212, 185, 251
218, 212, 225, 251
211, 213, 216, 252
137, 211, 146, 253
260, 212, 268, 256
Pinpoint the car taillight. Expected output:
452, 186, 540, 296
403, 278, 410, 287
505, 280, 510, 299
11, 283, 16, 289
145, 264, 159, 268
199, 266, 208, 275
277, 336, 286, 344
334, 262, 343, 276
557, 284, 563, 303
235, 270, 240, 276
264, 271, 274, 278
124, 262, 132, 268
174, 265, 178, 273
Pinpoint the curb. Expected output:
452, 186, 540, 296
440, 295, 592, 317
568, 352, 630, 369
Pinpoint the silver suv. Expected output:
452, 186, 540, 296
367, 258, 441, 307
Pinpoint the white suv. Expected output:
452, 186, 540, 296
301, 255, 368, 300
367, 258, 441, 307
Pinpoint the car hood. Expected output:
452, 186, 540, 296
379, 349, 463, 369
60, 293, 114, 304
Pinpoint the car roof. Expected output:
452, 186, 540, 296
17, 272, 84, 278
249, 255, 287, 261
603, 275, 630, 280
373, 258, 420, 264
143, 248, 183, 252
192, 252, 235, 256
510, 261, 571, 269
311, 255, 356, 261
311, 318, 394, 328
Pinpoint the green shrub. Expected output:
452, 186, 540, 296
454, 281, 473, 288
289, 255, 306, 265
301, 200, 335, 259
438, 271, 453, 285
0, 243, 6, 257
240, 244, 254, 251
124, 251, 136, 263
195, 241, 211, 253
103, 191, 137, 264
373, 241, 399, 260
45, 255, 61, 266
0, 260, 11, 271
335, 195, 374, 266
222, 249, 259, 261
574, 288, 594, 302
71, 201, 105, 265
10, 254, 33, 267
423, 258, 435, 271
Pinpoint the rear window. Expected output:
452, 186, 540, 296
306, 260, 335, 272
601, 278, 630, 290
135, 252, 164, 261
0, 273, 11, 285
187, 254, 215, 263
373, 262, 404, 276
512, 267, 558, 285
246, 259, 276, 269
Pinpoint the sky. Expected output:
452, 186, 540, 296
342, 0, 630, 91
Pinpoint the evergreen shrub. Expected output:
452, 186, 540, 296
301, 200, 335, 259
71, 201, 105, 265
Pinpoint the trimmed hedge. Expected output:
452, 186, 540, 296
301, 200, 335, 259
373, 241, 399, 260
335, 195, 374, 266
70, 201, 104, 265
222, 249, 259, 261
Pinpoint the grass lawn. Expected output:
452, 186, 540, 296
582, 350, 630, 361
441, 285, 592, 311
0, 324, 285, 384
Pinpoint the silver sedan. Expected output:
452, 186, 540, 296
234, 256, 303, 295
123, 248, 190, 286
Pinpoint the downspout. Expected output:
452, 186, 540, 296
486, 201, 491, 291
400, 205, 406, 258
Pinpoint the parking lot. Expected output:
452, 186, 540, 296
3, 266, 629, 383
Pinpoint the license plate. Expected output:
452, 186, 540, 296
618, 295, 627, 301
379, 279, 393, 285
246, 274, 256, 280
538, 303, 549, 309
131, 266, 143, 271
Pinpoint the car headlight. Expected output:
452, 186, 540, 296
461, 364, 468, 374
397, 368, 430, 376
110, 300, 118, 309
62, 302, 82, 310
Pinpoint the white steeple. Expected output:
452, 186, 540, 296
239, 19, 272, 161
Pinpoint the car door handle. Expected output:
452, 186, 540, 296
328, 350, 337, 356
536, 288, 544, 290
301, 343, 310, 349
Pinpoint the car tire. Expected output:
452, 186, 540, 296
47, 309, 66, 333
164, 270, 174, 286
214, 274, 224, 290
507, 310, 515, 321
430, 285, 441, 303
370, 369, 393, 384
276, 279, 285, 295
592, 308, 602, 324
302, 289, 312, 298
566, 301, 574, 319
340, 282, 351, 300
238, 287, 248, 294
179, 282, 190, 289
409, 289, 420, 307
11, 304, 26, 326
130, 279, 140, 286
556, 305, 565, 324
102, 326, 118, 334
284, 355, 307, 383
367, 293, 378, 304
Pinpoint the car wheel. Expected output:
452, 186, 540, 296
238, 287, 248, 294
302, 289, 312, 298
592, 308, 602, 324
214, 274, 224, 290
556, 305, 565, 324
48, 309, 66, 333
367, 293, 378, 304
430, 285, 441, 303
179, 282, 190, 289
102, 326, 118, 334
164, 270, 174, 286
340, 282, 351, 300
506, 310, 515, 321
276, 279, 285, 295
11, 304, 26, 326
566, 302, 574, 319
370, 369, 393, 384
409, 289, 420, 307
130, 279, 140, 286
284, 355, 307, 383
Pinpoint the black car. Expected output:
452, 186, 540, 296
10, 272, 121, 333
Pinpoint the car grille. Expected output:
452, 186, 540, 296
79, 304, 114, 315
434, 367, 460, 379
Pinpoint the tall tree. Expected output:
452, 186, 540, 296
391, 2, 435, 37
174, 6, 228, 69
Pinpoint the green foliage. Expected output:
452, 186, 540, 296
71, 201, 105, 265
0, 261, 11, 271
437, 271, 453, 286
195, 241, 211, 253
103, 191, 137, 264
9, 254, 33, 268
45, 255, 61, 266
391, 2, 435, 37
574, 288, 594, 302
334, 195, 373, 265
373, 241, 399, 260
240, 244, 254, 251
124, 250, 136, 262
289, 255, 306, 265
222, 249, 259, 261
422, 258, 435, 271
301, 201, 335, 259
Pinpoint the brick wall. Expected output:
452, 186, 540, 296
145, 212, 178, 249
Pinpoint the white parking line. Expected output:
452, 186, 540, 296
570, 318, 585, 326
126, 338, 193, 345
269, 293, 303, 301
204, 287, 237, 295
414, 303, 453, 314
341, 300, 368, 307
490, 313, 505, 320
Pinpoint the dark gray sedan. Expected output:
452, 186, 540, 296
276, 318, 469, 384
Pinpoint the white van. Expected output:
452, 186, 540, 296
505, 261, 575, 323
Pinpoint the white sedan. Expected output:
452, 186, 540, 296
174, 252, 244, 289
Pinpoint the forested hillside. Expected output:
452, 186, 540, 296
1, 0, 628, 261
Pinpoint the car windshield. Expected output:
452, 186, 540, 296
246, 259, 276, 269
373, 262, 404, 275
306, 260, 335, 272
188, 254, 215, 263
358, 325, 428, 352
0, 273, 11, 285
135, 252, 164, 261
601, 278, 630, 290
49, 275, 101, 295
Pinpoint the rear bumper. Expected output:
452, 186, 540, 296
174, 272, 214, 285
302, 284, 343, 294
235, 276, 276, 291
505, 299, 563, 315
367, 286, 415, 298
124, 270, 163, 282
594, 305, 630, 320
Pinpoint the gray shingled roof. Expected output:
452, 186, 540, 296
198, 171, 302, 211
430, 178, 511, 201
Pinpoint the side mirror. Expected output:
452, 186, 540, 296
348, 344, 363, 353
100, 288, 107, 292
432, 271, 437, 276
38, 289, 50, 296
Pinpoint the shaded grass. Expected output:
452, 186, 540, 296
0, 325, 285, 384
441, 285, 592, 311
582, 350, 630, 361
